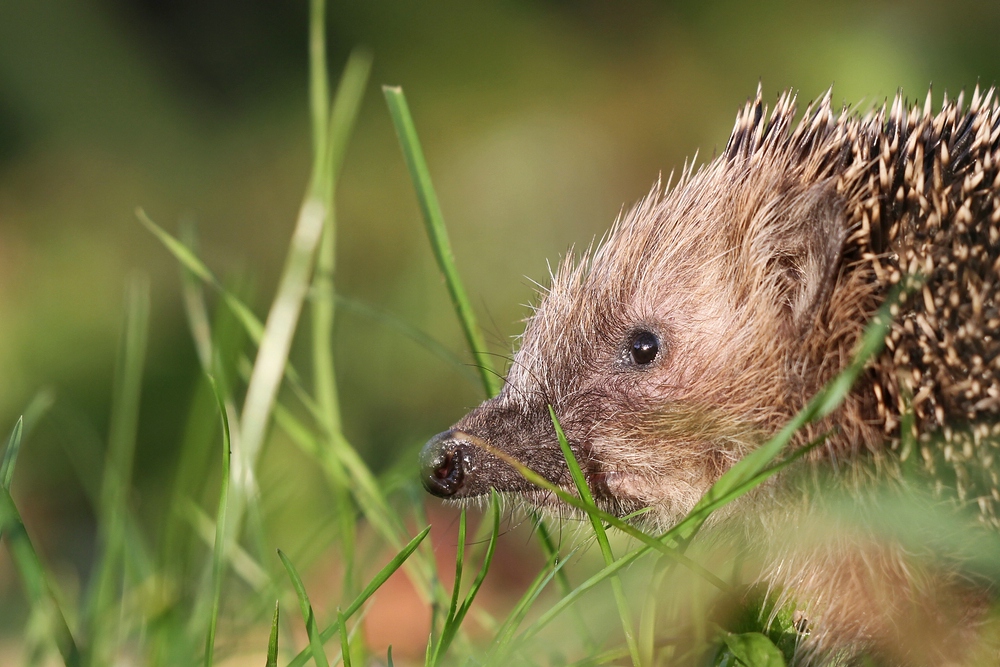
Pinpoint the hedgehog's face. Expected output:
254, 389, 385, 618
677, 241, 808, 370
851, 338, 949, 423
418, 277, 750, 523
419, 171, 847, 525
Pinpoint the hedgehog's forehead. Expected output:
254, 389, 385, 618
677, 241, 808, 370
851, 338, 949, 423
546, 163, 765, 299
526, 156, 807, 342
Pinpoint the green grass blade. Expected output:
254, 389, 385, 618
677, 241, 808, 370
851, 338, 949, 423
307, 0, 330, 197
86, 276, 150, 660
325, 50, 372, 184
432, 494, 500, 665
338, 608, 352, 667
310, 49, 373, 600
279, 549, 331, 667
479, 437, 728, 589
447, 493, 500, 652
449, 508, 467, 622
459, 491, 500, 617
549, 406, 640, 667
181, 499, 269, 591
487, 546, 577, 663
529, 514, 593, 651
382, 85, 500, 398
138, 209, 264, 343
429, 507, 468, 667
1, 417, 24, 490
287, 526, 431, 667
143, 209, 437, 601
268, 394, 439, 608
0, 485, 81, 666
519, 542, 648, 644
311, 49, 373, 442
203, 376, 232, 667
335, 295, 478, 385
179, 222, 215, 370
266, 601, 280, 667
513, 295, 898, 643
238, 194, 326, 489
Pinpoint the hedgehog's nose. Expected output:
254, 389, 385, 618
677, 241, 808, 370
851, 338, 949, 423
419, 430, 471, 497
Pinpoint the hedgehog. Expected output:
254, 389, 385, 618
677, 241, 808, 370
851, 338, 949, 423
419, 85, 1000, 665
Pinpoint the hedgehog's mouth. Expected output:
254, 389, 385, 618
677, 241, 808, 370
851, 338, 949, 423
507, 467, 650, 520
420, 429, 650, 519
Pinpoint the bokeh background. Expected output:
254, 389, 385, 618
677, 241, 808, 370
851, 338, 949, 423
1, 0, 999, 658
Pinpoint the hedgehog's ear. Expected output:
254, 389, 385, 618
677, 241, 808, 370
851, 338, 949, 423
770, 180, 846, 330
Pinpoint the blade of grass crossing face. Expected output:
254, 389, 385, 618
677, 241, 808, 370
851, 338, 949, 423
203, 376, 232, 667
382, 86, 500, 398
279, 550, 330, 667
515, 301, 897, 643
549, 406, 640, 667
479, 441, 728, 588
267, 601, 280, 667
287, 526, 431, 667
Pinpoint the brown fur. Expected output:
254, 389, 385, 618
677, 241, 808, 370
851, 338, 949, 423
429, 86, 1000, 664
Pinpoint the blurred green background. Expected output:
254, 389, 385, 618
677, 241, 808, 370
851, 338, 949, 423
0, 0, 999, 642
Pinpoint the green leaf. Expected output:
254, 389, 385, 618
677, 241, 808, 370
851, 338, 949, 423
721, 632, 786, 667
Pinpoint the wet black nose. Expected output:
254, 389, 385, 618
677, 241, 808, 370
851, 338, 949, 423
419, 430, 471, 497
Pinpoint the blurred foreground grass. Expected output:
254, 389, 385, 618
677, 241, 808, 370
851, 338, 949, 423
2, 1, 1000, 666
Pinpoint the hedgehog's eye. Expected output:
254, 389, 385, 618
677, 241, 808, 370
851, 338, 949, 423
629, 330, 659, 365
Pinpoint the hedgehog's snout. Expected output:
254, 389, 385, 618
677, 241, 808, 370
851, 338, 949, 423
419, 430, 474, 498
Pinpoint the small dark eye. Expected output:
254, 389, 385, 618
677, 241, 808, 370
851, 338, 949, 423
629, 330, 659, 365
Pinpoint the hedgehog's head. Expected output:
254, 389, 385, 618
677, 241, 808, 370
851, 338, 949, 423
419, 110, 849, 525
